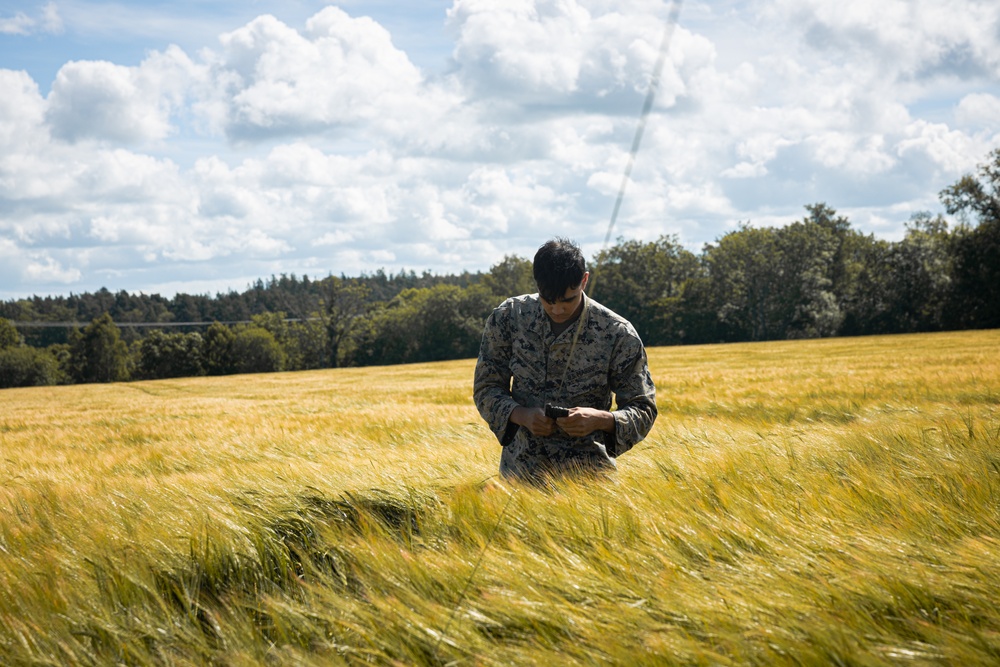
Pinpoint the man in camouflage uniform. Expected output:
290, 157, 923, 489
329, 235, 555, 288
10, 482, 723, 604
474, 238, 657, 483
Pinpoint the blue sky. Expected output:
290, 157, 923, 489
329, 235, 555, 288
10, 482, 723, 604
1, 0, 998, 300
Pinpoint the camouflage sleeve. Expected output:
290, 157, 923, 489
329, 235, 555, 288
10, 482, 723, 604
473, 303, 520, 446
606, 332, 657, 457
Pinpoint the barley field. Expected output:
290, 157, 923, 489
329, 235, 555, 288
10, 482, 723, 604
1, 330, 999, 666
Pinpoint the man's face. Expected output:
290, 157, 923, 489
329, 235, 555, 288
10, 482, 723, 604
540, 272, 589, 323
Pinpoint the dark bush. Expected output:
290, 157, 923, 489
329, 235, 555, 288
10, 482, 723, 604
231, 327, 285, 374
0, 347, 60, 388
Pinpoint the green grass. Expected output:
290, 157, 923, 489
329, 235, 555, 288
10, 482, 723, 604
1, 330, 999, 665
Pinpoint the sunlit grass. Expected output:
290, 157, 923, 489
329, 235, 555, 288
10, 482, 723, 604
1, 331, 999, 665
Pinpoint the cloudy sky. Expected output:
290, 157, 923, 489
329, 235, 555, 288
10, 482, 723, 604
1, 0, 998, 300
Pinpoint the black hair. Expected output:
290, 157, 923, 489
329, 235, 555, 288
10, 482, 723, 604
533, 238, 586, 303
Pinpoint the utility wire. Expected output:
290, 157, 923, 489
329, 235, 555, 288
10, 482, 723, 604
10, 318, 321, 328
601, 0, 683, 251
432, 5, 685, 659
432, 485, 517, 660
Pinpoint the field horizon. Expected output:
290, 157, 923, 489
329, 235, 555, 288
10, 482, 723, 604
2, 329, 999, 665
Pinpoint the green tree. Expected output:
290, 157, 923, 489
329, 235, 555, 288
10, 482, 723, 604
416, 283, 495, 361
940, 148, 1000, 227
669, 276, 719, 344
247, 310, 327, 372
839, 237, 894, 335
775, 214, 842, 338
323, 277, 370, 368
137, 330, 205, 379
45, 343, 72, 385
947, 223, 1000, 329
286, 315, 328, 371
940, 148, 1000, 329
884, 213, 952, 332
231, 326, 285, 374
481, 255, 535, 299
68, 313, 130, 383
203, 322, 238, 375
592, 236, 703, 345
0, 347, 60, 388
250, 312, 299, 369
704, 206, 859, 341
0, 317, 21, 349
0, 314, 58, 388
348, 284, 495, 366
793, 203, 869, 337
704, 224, 784, 341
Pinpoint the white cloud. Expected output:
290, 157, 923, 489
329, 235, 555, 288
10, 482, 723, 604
0, 2, 61, 35
315, 230, 353, 247
767, 0, 1000, 82
0, 11, 34, 35
460, 165, 573, 235
204, 7, 438, 142
896, 120, 982, 175
721, 162, 767, 179
0, 238, 23, 288
40, 2, 62, 33
83, 149, 187, 199
446, 0, 707, 112
808, 133, 895, 173
956, 93, 1000, 131
46, 46, 200, 144
24, 255, 82, 284
0, 69, 47, 149
89, 213, 175, 246
1, 1, 998, 299
448, 0, 592, 96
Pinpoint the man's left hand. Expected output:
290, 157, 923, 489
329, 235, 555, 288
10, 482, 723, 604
556, 407, 615, 437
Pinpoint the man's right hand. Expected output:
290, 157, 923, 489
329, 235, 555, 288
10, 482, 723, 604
511, 406, 556, 437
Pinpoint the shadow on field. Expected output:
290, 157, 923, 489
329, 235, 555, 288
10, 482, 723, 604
78, 488, 442, 662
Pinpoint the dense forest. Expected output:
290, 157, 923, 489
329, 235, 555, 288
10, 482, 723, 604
1, 148, 998, 389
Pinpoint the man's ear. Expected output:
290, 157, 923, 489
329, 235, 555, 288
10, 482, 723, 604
581, 271, 590, 292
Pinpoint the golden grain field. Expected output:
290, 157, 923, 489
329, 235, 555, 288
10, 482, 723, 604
2, 330, 999, 665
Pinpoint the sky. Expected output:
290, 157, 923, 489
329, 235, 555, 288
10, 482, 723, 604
1, 0, 998, 301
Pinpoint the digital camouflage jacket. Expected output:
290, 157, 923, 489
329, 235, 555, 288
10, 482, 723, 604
473, 293, 657, 481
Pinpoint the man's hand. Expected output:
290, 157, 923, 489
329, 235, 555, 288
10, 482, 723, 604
511, 406, 557, 437
556, 407, 615, 438
511, 405, 615, 438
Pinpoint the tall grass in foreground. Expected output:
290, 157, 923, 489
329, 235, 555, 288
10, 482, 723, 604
1, 330, 998, 665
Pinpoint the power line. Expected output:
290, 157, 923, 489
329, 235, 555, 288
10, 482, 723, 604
10, 318, 322, 329
602, 0, 683, 249
433, 6, 684, 659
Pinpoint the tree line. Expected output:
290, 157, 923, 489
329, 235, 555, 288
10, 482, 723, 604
1, 148, 997, 389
